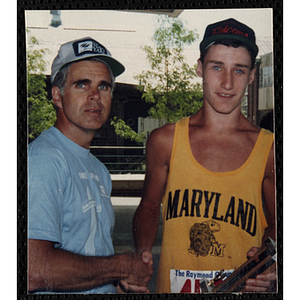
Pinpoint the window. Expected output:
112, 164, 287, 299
241, 88, 248, 117
259, 66, 273, 88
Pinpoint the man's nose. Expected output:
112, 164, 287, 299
221, 71, 234, 90
88, 86, 101, 101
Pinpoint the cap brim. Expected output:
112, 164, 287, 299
91, 55, 125, 77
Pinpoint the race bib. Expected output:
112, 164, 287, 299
170, 269, 234, 293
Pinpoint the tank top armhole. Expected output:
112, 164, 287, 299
257, 129, 275, 231
165, 117, 189, 193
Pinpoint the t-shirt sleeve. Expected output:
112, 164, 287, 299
28, 143, 68, 245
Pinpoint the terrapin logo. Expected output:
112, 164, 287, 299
188, 220, 226, 257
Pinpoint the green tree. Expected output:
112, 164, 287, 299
137, 16, 203, 122
110, 116, 146, 143
111, 16, 203, 142
27, 34, 56, 140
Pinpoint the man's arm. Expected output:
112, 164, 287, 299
261, 143, 276, 241
245, 143, 276, 292
28, 239, 152, 293
133, 125, 174, 253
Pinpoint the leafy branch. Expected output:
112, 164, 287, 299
27, 33, 56, 140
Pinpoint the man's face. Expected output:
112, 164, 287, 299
53, 60, 113, 134
197, 44, 255, 115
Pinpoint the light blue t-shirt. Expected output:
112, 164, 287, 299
28, 126, 116, 294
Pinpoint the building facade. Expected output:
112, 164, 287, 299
26, 10, 274, 172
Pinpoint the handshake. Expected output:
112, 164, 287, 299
116, 249, 153, 293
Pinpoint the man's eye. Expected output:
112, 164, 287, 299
235, 69, 244, 74
98, 84, 110, 91
212, 66, 221, 71
76, 83, 87, 88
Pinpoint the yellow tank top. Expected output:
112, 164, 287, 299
156, 117, 274, 293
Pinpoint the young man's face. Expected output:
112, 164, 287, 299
52, 60, 113, 134
197, 44, 256, 115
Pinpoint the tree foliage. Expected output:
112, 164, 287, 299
136, 17, 203, 123
110, 116, 146, 143
27, 34, 56, 140
111, 16, 203, 142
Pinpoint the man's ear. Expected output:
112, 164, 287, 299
196, 59, 203, 78
52, 86, 63, 109
248, 67, 256, 85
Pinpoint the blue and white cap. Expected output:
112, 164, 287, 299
51, 37, 125, 83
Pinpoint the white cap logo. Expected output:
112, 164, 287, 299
78, 41, 93, 54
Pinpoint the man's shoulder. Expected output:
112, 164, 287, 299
145, 122, 177, 160
151, 122, 176, 137
147, 122, 176, 146
29, 128, 66, 161
242, 120, 266, 140
29, 127, 56, 145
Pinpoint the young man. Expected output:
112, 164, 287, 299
133, 19, 276, 293
28, 37, 153, 294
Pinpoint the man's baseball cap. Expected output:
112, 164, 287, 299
51, 37, 125, 83
199, 18, 258, 57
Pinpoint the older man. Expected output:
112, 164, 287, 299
28, 37, 152, 294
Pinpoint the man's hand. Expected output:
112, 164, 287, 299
140, 249, 153, 264
116, 280, 150, 293
121, 250, 153, 288
244, 247, 276, 292
28, 239, 153, 293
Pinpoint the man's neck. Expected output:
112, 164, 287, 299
54, 122, 95, 149
192, 105, 246, 133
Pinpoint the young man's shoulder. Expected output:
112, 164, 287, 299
150, 122, 176, 139
146, 122, 176, 157
241, 119, 265, 138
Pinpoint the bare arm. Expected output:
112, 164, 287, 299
28, 239, 152, 293
133, 125, 174, 253
261, 142, 276, 241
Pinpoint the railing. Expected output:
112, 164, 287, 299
90, 145, 146, 174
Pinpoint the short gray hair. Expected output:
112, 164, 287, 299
52, 58, 116, 97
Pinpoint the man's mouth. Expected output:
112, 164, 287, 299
85, 109, 101, 113
218, 93, 233, 98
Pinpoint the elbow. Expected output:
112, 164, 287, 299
28, 240, 55, 292
28, 275, 40, 293
29, 267, 58, 293
28, 268, 46, 293
28, 262, 55, 293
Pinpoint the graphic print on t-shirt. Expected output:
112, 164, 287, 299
82, 186, 98, 256
188, 220, 226, 257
